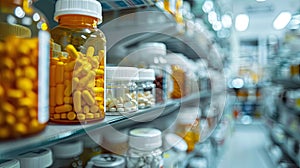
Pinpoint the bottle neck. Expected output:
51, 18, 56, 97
58, 15, 98, 29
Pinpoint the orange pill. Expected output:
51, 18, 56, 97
64, 71, 72, 80
55, 104, 72, 113
56, 84, 64, 105
54, 114, 60, 120
64, 60, 76, 72
64, 97, 73, 104
50, 87, 56, 107
61, 113, 67, 119
56, 62, 64, 84
50, 65, 56, 87
64, 83, 72, 97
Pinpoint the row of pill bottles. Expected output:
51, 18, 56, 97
0, 0, 50, 140
49, 0, 106, 124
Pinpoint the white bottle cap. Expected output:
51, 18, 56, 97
17, 148, 52, 168
54, 0, 102, 24
163, 133, 188, 152
86, 154, 125, 168
52, 140, 83, 158
106, 66, 139, 81
138, 68, 155, 81
0, 159, 20, 168
138, 42, 167, 55
128, 128, 162, 150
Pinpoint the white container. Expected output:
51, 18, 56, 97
106, 67, 139, 115
51, 140, 83, 168
86, 154, 125, 168
137, 68, 156, 109
127, 128, 163, 168
0, 159, 20, 168
17, 148, 52, 168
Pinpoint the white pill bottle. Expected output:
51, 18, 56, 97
105, 67, 139, 115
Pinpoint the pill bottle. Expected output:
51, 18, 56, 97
49, 0, 106, 124
105, 67, 138, 115
165, 53, 188, 99
137, 69, 156, 109
86, 154, 125, 168
163, 133, 188, 168
51, 140, 83, 168
0, 159, 20, 168
0, 0, 50, 140
175, 109, 200, 152
17, 148, 53, 168
127, 128, 163, 168
80, 134, 103, 167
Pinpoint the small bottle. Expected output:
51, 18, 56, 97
106, 67, 139, 115
50, 0, 106, 124
17, 148, 53, 168
137, 69, 156, 109
51, 140, 83, 168
0, 0, 50, 140
127, 128, 163, 168
86, 154, 125, 168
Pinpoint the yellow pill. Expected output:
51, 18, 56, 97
94, 113, 101, 119
54, 113, 60, 119
15, 68, 23, 78
73, 91, 82, 113
1, 57, 15, 69
24, 66, 37, 79
18, 57, 30, 66
64, 97, 73, 104
50, 87, 56, 107
59, 56, 68, 62
2, 102, 15, 113
64, 83, 72, 97
51, 57, 59, 64
61, 113, 67, 119
56, 62, 64, 84
90, 57, 99, 69
26, 91, 37, 100
96, 79, 104, 87
56, 84, 64, 105
82, 90, 95, 106
77, 113, 86, 120
16, 108, 27, 118
86, 46, 95, 57
79, 71, 96, 87
83, 62, 92, 71
29, 108, 37, 118
83, 105, 89, 113
64, 60, 76, 72
19, 42, 31, 54
50, 65, 56, 87
17, 78, 33, 91
6, 114, 16, 125
87, 78, 95, 89
65, 44, 79, 59
91, 105, 99, 113
15, 123, 27, 134
67, 111, 76, 120
18, 98, 34, 107
7, 89, 24, 99
95, 69, 104, 76
86, 113, 94, 119
55, 104, 72, 113
93, 87, 104, 93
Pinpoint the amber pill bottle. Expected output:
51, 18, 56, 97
49, 0, 106, 124
0, 0, 50, 140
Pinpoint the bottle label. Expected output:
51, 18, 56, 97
38, 31, 50, 124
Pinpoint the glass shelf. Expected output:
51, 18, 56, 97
0, 91, 214, 159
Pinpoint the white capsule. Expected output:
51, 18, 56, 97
117, 108, 125, 112
109, 107, 117, 112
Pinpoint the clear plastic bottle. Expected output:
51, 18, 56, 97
105, 67, 138, 115
137, 69, 156, 109
50, 0, 106, 124
127, 128, 163, 168
0, 0, 50, 140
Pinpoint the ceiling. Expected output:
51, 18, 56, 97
229, 0, 300, 39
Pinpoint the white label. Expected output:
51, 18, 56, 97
38, 31, 50, 124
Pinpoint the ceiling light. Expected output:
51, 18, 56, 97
273, 12, 292, 30
202, 1, 214, 13
256, 0, 266, 2
221, 14, 232, 28
235, 14, 249, 31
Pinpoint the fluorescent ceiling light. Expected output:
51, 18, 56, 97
235, 14, 249, 31
273, 12, 292, 30
202, 0, 214, 13
256, 0, 266, 2
221, 14, 232, 28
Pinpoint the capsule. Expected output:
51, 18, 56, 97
55, 62, 64, 84
73, 91, 82, 113
56, 84, 64, 105
82, 90, 95, 106
65, 44, 79, 59
55, 105, 72, 113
